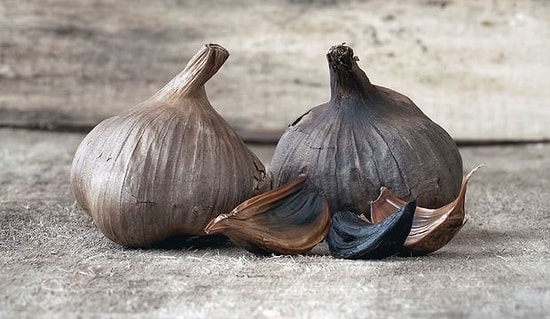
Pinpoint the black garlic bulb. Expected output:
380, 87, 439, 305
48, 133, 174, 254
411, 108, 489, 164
204, 175, 330, 255
327, 201, 416, 259
70, 44, 270, 247
269, 44, 463, 216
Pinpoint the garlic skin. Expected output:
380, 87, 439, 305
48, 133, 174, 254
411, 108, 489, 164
205, 174, 330, 255
269, 44, 463, 216
70, 44, 269, 247
371, 165, 482, 256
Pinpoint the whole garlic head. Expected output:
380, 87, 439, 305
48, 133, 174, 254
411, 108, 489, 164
71, 44, 269, 247
269, 44, 463, 216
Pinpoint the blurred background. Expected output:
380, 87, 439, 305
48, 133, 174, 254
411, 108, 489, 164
1, 0, 548, 143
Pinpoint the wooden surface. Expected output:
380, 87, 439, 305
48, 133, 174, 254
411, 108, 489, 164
1, 128, 549, 318
1, 0, 549, 142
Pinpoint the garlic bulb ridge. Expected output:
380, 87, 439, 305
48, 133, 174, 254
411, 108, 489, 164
71, 44, 270, 247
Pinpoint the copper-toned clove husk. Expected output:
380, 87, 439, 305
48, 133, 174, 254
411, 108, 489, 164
204, 175, 331, 255
370, 165, 483, 256
269, 44, 463, 217
327, 201, 416, 260
70, 44, 270, 247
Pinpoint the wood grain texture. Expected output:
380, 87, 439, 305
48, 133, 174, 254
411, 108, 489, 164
1, 1, 549, 141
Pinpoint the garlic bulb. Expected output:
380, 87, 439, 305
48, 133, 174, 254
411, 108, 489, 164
269, 44, 463, 216
205, 174, 330, 255
71, 44, 269, 247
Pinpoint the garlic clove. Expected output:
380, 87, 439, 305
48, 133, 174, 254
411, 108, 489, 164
370, 165, 483, 256
327, 201, 416, 260
204, 174, 331, 255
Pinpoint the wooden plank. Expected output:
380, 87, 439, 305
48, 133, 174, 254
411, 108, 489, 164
1, 1, 548, 141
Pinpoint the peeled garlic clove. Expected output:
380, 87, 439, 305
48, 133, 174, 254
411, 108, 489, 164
327, 201, 416, 260
371, 165, 482, 256
204, 174, 331, 255
70, 44, 270, 247
269, 44, 463, 216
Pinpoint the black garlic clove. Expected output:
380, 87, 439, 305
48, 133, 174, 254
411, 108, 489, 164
327, 201, 416, 260
204, 174, 331, 255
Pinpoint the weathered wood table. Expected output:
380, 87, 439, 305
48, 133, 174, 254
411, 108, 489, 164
1, 128, 548, 318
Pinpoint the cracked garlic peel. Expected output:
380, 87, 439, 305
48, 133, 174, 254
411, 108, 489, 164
370, 165, 482, 255
269, 44, 463, 216
70, 44, 269, 247
204, 174, 330, 255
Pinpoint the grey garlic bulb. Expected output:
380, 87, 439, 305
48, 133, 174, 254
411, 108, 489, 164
269, 44, 463, 216
71, 44, 269, 247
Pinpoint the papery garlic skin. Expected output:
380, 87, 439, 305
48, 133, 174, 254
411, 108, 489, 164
269, 45, 463, 216
205, 174, 330, 255
371, 165, 482, 256
71, 44, 269, 247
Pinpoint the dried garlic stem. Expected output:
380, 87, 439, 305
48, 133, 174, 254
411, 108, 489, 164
152, 43, 229, 101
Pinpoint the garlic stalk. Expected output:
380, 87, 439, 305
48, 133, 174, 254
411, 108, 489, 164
269, 44, 463, 216
70, 44, 270, 247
